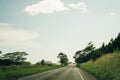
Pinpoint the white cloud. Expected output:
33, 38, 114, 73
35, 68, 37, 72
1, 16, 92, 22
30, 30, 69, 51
67, 2, 87, 13
0, 22, 13, 27
0, 28, 39, 42
24, 0, 88, 16
0, 22, 40, 48
24, 0, 67, 16
110, 12, 117, 16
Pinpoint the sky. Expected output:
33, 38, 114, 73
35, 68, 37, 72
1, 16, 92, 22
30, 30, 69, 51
0, 0, 120, 64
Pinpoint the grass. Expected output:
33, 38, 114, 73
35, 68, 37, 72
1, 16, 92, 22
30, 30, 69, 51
80, 51, 120, 80
0, 65, 61, 80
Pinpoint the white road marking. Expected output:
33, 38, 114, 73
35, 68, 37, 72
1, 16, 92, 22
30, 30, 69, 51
77, 69, 84, 80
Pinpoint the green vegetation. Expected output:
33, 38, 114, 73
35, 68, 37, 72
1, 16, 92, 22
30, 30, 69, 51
0, 51, 29, 66
0, 51, 62, 80
57, 52, 69, 66
36, 59, 53, 66
74, 33, 120, 64
74, 33, 120, 80
74, 42, 95, 64
0, 65, 61, 80
80, 51, 120, 80
0, 31, 119, 80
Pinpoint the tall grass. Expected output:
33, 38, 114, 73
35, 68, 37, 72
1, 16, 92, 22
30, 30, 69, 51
0, 65, 61, 80
80, 51, 120, 80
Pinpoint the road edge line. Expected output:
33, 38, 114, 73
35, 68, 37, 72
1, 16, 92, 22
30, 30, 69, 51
77, 69, 84, 80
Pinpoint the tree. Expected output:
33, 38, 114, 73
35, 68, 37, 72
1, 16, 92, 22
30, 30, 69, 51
21, 61, 31, 65
2, 51, 28, 62
57, 52, 69, 66
41, 59, 45, 66
74, 42, 95, 64
0, 51, 2, 59
114, 33, 120, 50
36, 61, 41, 65
44, 61, 52, 66
83, 42, 95, 55
74, 51, 85, 64
73, 50, 82, 59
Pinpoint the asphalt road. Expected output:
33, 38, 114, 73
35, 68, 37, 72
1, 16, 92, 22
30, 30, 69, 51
18, 66, 98, 80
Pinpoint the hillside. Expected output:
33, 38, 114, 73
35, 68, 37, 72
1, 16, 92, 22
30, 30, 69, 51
80, 51, 120, 80
74, 33, 120, 80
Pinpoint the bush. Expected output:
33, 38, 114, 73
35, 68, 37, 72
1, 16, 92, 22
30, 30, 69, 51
80, 51, 120, 80
0, 65, 61, 80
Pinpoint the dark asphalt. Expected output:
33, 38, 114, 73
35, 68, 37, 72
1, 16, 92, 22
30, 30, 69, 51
18, 66, 98, 80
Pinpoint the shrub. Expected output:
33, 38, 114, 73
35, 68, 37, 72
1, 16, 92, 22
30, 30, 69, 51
80, 51, 120, 80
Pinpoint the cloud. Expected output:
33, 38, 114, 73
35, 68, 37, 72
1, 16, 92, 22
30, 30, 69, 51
67, 2, 87, 13
0, 22, 13, 27
24, 0, 88, 16
24, 0, 67, 16
0, 28, 39, 42
0, 22, 40, 48
109, 12, 117, 16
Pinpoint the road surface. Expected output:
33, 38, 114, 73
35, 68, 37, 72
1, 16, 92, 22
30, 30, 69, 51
18, 66, 98, 80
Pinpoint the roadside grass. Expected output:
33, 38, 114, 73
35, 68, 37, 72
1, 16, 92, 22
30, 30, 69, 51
80, 51, 120, 80
0, 65, 61, 80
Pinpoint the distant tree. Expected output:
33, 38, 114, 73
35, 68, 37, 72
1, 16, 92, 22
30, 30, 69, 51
45, 61, 52, 66
41, 59, 45, 66
2, 51, 28, 62
21, 61, 31, 65
57, 52, 69, 66
36, 61, 41, 65
0, 51, 2, 59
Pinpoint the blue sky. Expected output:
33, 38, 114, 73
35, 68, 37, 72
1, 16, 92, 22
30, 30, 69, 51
0, 0, 120, 63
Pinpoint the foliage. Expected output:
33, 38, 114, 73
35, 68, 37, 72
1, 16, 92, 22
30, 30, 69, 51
74, 42, 95, 64
74, 33, 120, 64
41, 59, 45, 66
1, 51, 28, 62
57, 52, 69, 66
0, 65, 61, 80
36, 59, 52, 66
80, 51, 120, 80
0, 51, 28, 66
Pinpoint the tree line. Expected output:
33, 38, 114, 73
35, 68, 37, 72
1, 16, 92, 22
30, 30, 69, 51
0, 51, 30, 66
0, 51, 69, 66
74, 33, 120, 64
1, 33, 119, 66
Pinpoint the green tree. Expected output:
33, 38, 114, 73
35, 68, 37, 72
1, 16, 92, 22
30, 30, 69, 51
74, 33, 120, 64
0, 51, 2, 59
41, 59, 45, 66
74, 50, 85, 64
83, 42, 95, 54
36, 61, 41, 65
74, 42, 95, 64
2, 51, 28, 62
57, 52, 69, 66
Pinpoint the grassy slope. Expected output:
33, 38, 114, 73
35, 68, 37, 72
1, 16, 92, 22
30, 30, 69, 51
0, 65, 61, 80
80, 51, 120, 80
